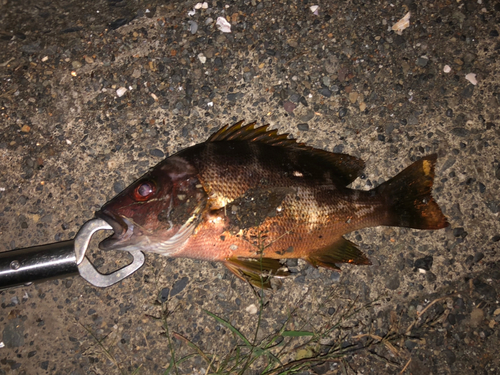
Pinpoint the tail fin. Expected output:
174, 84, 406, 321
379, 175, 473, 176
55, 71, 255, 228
376, 154, 449, 229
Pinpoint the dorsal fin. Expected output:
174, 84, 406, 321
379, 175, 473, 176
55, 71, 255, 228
208, 120, 297, 147
208, 121, 365, 185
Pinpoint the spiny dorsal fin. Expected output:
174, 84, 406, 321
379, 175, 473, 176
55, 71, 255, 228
208, 121, 365, 185
208, 121, 297, 147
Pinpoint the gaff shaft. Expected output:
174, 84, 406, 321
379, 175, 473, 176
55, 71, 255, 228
0, 240, 78, 289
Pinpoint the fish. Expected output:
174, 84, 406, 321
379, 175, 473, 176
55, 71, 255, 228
96, 121, 449, 288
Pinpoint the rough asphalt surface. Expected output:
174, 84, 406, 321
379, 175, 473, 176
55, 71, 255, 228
1, 0, 500, 374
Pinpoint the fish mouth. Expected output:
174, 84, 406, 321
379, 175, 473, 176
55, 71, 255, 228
95, 211, 135, 250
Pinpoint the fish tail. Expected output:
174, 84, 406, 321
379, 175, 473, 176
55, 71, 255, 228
376, 154, 449, 229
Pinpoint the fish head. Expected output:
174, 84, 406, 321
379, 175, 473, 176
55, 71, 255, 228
96, 156, 207, 254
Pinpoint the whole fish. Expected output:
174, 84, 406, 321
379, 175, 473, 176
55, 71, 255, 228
97, 121, 448, 287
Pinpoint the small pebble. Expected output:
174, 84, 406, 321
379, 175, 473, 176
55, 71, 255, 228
72, 61, 82, 69
132, 69, 141, 78
405, 340, 418, 351
170, 277, 189, 297
189, 21, 198, 35
330, 85, 340, 94
330, 271, 340, 282
453, 227, 467, 238
159, 287, 170, 303
385, 274, 400, 290
443, 65, 451, 73
150, 149, 164, 158
297, 123, 309, 131
451, 127, 469, 137
216, 17, 231, 33
318, 88, 331, 98
113, 181, 125, 193
338, 107, 348, 118
414, 255, 433, 271
245, 304, 258, 314
465, 73, 477, 85
283, 101, 296, 113
416, 57, 429, 67
198, 53, 206, 64
116, 87, 127, 97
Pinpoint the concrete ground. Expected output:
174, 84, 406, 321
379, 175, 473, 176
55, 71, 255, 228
0, 0, 499, 374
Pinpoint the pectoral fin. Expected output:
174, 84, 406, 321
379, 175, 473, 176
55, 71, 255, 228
306, 237, 371, 269
224, 257, 290, 289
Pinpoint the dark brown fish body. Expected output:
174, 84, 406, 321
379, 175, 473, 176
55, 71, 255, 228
97, 122, 448, 287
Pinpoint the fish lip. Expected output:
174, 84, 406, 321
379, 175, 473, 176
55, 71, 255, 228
95, 211, 133, 250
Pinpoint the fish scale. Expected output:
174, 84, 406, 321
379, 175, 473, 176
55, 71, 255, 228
97, 121, 449, 288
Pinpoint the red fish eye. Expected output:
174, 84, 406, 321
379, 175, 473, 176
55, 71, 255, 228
133, 181, 155, 201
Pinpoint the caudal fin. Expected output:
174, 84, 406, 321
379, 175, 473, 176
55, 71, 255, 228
376, 154, 449, 229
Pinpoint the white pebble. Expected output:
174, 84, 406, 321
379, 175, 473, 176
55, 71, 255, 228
465, 73, 477, 85
216, 17, 231, 33
245, 304, 258, 314
195, 2, 208, 9
443, 65, 451, 73
392, 11, 411, 35
198, 53, 207, 64
310, 5, 319, 13
116, 87, 127, 97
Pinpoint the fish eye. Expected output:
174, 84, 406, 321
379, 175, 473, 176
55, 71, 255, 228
133, 181, 156, 201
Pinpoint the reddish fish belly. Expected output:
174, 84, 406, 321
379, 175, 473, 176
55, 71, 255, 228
174, 188, 386, 262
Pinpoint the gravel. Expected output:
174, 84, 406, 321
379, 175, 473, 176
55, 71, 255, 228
0, 0, 499, 373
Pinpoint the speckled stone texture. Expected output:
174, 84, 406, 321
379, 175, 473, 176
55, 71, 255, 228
0, 0, 499, 374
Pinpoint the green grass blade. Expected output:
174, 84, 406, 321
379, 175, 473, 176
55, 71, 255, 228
171, 332, 217, 371
281, 331, 315, 337
163, 353, 199, 375
204, 310, 253, 348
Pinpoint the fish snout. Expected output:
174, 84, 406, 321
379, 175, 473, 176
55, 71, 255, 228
95, 211, 135, 250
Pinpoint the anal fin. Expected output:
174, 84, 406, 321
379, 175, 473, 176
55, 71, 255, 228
224, 257, 290, 289
306, 237, 371, 269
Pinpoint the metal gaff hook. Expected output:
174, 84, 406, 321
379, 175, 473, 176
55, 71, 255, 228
0, 218, 145, 290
